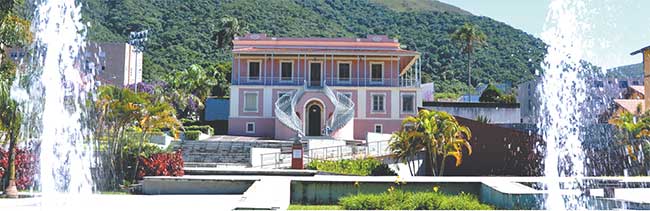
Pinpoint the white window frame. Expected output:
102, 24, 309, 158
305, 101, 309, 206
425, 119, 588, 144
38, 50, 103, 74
247, 60, 262, 81
243, 91, 259, 112
374, 124, 383, 133
246, 122, 256, 133
371, 93, 386, 113
337, 61, 352, 83
369, 62, 384, 83
279, 60, 293, 82
400, 93, 416, 114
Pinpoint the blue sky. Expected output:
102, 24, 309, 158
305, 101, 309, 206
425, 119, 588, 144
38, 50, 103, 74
439, 0, 650, 69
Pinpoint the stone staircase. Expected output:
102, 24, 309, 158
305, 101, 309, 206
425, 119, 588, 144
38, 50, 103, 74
172, 140, 294, 167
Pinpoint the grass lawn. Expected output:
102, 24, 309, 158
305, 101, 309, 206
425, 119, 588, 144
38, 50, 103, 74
288, 205, 343, 210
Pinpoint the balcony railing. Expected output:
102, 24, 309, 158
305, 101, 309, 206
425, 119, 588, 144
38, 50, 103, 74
232, 76, 419, 87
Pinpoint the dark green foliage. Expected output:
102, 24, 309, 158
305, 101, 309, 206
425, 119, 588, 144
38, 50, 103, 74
184, 131, 201, 140
184, 125, 214, 136
338, 190, 494, 210
306, 158, 396, 176
479, 84, 502, 102
180, 118, 198, 126
79, 0, 546, 94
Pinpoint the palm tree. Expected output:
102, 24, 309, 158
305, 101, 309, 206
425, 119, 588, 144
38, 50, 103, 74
214, 16, 244, 49
391, 110, 472, 176
0, 84, 22, 198
165, 64, 217, 120
389, 130, 422, 176
450, 23, 487, 92
131, 94, 181, 182
433, 111, 472, 176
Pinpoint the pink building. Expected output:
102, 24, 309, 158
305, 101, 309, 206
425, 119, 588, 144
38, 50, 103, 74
228, 34, 422, 140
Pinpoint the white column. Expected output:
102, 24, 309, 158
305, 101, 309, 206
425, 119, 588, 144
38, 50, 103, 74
263, 87, 273, 117
358, 88, 366, 118
391, 89, 399, 119
230, 86, 239, 118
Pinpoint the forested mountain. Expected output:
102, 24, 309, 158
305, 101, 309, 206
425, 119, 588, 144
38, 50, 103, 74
80, 0, 547, 94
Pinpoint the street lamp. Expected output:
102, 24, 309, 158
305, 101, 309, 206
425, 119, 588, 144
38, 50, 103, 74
128, 29, 149, 93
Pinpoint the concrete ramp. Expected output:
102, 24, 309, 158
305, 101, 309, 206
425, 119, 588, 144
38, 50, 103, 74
234, 177, 290, 210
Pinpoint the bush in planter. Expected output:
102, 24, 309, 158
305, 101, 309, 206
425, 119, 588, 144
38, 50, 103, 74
306, 158, 396, 176
338, 190, 493, 210
184, 125, 214, 136
184, 130, 201, 140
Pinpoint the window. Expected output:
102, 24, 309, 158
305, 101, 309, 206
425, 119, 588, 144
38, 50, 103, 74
338, 63, 351, 82
401, 94, 415, 113
370, 63, 383, 82
244, 92, 258, 112
246, 122, 255, 133
372, 94, 385, 112
374, 124, 383, 133
248, 61, 261, 81
280, 61, 292, 81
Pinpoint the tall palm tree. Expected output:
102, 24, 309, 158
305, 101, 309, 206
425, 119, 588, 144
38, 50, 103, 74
433, 111, 472, 176
450, 23, 487, 93
214, 16, 244, 49
165, 64, 217, 120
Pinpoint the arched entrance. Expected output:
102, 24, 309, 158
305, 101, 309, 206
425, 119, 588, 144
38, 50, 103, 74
306, 102, 323, 136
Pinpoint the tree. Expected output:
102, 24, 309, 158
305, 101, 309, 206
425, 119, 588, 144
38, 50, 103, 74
393, 110, 472, 176
213, 16, 244, 49
131, 94, 181, 182
611, 111, 650, 176
164, 64, 218, 120
0, 0, 31, 198
450, 23, 487, 90
479, 84, 502, 102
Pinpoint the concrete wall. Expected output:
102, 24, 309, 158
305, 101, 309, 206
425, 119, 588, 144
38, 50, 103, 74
423, 102, 520, 124
143, 177, 256, 194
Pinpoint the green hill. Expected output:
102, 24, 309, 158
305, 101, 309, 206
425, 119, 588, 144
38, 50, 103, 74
80, 0, 546, 94
370, 0, 472, 15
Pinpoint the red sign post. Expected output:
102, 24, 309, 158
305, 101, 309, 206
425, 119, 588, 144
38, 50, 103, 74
291, 140, 303, 169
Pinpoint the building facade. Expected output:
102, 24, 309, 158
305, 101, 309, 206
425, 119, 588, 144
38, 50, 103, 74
228, 34, 422, 140
3, 42, 142, 87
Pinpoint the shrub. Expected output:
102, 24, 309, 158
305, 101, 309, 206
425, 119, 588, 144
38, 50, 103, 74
306, 158, 396, 176
0, 147, 38, 190
339, 190, 493, 210
184, 130, 201, 140
184, 125, 214, 135
136, 150, 184, 180
180, 118, 198, 126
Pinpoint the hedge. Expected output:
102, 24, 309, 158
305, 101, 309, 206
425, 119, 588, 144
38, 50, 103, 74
339, 190, 493, 210
184, 125, 214, 136
184, 131, 201, 140
0, 148, 38, 190
306, 158, 396, 176
137, 150, 184, 180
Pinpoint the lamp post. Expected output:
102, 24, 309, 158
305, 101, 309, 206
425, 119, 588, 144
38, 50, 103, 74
128, 30, 149, 93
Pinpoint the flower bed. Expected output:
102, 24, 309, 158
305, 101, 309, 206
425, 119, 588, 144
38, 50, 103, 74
136, 150, 184, 179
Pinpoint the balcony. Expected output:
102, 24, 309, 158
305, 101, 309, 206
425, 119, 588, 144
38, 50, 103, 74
231, 76, 420, 87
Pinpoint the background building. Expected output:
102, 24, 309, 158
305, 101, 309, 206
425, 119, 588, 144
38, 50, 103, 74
228, 34, 422, 140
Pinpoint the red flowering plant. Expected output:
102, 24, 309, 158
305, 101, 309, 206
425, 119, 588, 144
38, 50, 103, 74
0, 147, 38, 190
136, 149, 184, 180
